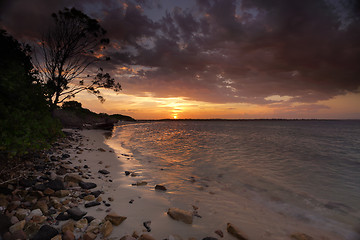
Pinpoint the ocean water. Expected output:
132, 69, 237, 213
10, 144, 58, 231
107, 120, 360, 239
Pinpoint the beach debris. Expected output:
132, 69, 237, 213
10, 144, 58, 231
105, 213, 127, 226
139, 233, 156, 240
215, 230, 224, 238
226, 223, 248, 240
98, 169, 110, 175
155, 184, 167, 191
167, 208, 193, 224
143, 220, 152, 232
290, 233, 314, 240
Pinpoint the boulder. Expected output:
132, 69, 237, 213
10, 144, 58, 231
105, 213, 127, 226
226, 223, 248, 240
100, 220, 113, 237
32, 225, 59, 240
167, 208, 193, 224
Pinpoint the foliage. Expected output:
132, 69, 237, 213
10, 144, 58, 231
35, 7, 121, 107
0, 30, 62, 156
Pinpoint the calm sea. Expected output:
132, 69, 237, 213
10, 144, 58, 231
108, 120, 360, 239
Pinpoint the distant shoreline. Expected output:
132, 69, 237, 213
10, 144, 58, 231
135, 118, 360, 122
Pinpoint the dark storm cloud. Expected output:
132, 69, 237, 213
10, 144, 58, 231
1, 0, 359, 104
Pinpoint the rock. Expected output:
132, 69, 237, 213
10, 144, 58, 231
143, 221, 151, 232
85, 201, 101, 208
226, 223, 248, 240
84, 216, 95, 223
83, 195, 95, 201
100, 220, 113, 237
12, 230, 27, 239
120, 235, 137, 240
56, 167, 68, 175
98, 169, 110, 175
55, 190, 70, 198
62, 220, 75, 233
125, 171, 131, 176
34, 183, 47, 191
63, 230, 75, 240
91, 190, 103, 198
75, 218, 88, 229
46, 179, 65, 191
139, 234, 156, 240
23, 222, 40, 238
105, 213, 127, 226
64, 174, 83, 183
15, 209, 30, 220
155, 184, 167, 191
44, 188, 55, 195
31, 225, 59, 240
31, 215, 47, 224
9, 220, 26, 233
56, 212, 70, 221
215, 230, 224, 238
19, 178, 36, 187
291, 233, 314, 240
83, 232, 97, 240
133, 181, 148, 186
67, 207, 87, 220
62, 153, 71, 159
202, 238, 218, 240
108, 197, 114, 202
34, 200, 48, 214
98, 148, 106, 152
167, 208, 193, 224
50, 235, 62, 240
79, 181, 97, 190
96, 197, 102, 202
130, 172, 138, 177
10, 216, 19, 225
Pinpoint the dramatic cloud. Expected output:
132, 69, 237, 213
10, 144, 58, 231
1, 0, 360, 106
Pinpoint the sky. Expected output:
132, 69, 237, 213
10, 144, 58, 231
1, 0, 360, 119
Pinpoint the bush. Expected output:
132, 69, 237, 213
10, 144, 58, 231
0, 30, 62, 156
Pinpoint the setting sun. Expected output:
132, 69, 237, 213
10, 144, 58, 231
173, 115, 177, 119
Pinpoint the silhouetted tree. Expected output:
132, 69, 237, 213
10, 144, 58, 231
0, 30, 61, 156
35, 8, 121, 108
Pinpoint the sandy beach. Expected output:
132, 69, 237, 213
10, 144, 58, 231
1, 128, 353, 240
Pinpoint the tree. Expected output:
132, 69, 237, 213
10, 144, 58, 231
0, 30, 62, 156
35, 8, 121, 108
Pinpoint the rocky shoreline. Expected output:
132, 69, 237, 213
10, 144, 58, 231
0, 129, 316, 240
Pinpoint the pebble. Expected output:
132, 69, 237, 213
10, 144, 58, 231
32, 225, 58, 240
155, 184, 167, 191
85, 201, 101, 208
67, 207, 87, 220
98, 169, 110, 175
143, 221, 151, 232
79, 181, 97, 189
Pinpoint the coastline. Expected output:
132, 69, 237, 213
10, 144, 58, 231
0, 128, 355, 240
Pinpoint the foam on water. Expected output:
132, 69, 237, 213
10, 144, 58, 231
107, 120, 360, 239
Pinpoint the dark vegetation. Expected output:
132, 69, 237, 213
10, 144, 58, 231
0, 8, 132, 158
